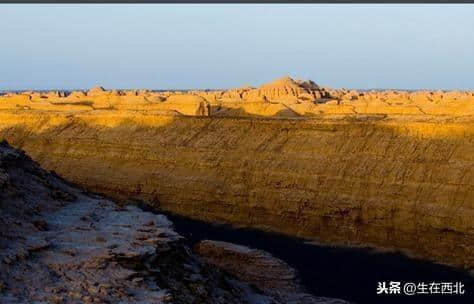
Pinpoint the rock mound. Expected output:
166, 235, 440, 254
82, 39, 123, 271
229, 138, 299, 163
260, 76, 303, 89
165, 94, 206, 104
87, 86, 107, 96
296, 79, 320, 91
196, 240, 301, 294
243, 77, 330, 103
196, 240, 352, 304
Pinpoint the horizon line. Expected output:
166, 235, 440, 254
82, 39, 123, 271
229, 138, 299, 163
2, 86, 474, 92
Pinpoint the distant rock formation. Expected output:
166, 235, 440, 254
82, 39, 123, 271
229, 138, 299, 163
0, 77, 472, 116
296, 79, 320, 91
241, 76, 330, 103
87, 86, 107, 96
66, 90, 87, 100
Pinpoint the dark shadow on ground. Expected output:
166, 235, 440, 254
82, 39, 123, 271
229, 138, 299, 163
161, 211, 474, 304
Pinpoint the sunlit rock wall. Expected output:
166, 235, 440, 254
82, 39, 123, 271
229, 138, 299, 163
0, 107, 472, 268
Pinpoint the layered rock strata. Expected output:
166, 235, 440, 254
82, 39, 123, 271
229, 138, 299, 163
0, 77, 473, 270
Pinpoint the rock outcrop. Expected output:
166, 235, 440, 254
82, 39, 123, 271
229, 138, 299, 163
240, 76, 329, 103
87, 86, 107, 96
195, 240, 351, 304
1, 141, 348, 304
0, 78, 473, 270
196, 240, 301, 296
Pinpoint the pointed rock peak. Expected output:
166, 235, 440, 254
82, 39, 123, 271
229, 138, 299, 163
259, 77, 322, 93
260, 76, 299, 89
88, 86, 106, 93
274, 76, 296, 84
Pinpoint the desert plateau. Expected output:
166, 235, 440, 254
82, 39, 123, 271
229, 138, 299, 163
1, 76, 473, 303
4, 3, 474, 303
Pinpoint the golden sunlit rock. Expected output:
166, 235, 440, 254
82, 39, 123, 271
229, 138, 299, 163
0, 77, 473, 269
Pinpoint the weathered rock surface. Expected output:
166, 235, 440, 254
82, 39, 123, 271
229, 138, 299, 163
195, 240, 351, 304
2, 141, 348, 304
0, 77, 473, 270
240, 76, 329, 103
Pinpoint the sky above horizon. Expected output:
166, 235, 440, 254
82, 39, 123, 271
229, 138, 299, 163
1, 4, 474, 90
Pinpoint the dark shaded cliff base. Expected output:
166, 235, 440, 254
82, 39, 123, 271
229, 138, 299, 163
195, 240, 350, 304
0, 141, 348, 304
165, 212, 474, 304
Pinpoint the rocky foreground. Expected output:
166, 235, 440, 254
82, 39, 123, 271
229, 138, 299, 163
195, 240, 348, 304
0, 141, 348, 304
0, 77, 473, 270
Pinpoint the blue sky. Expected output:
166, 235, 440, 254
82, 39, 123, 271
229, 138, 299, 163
1, 4, 473, 90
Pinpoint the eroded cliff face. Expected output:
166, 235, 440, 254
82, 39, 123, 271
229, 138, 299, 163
0, 78, 473, 269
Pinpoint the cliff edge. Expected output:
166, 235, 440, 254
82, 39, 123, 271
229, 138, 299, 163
0, 141, 347, 304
